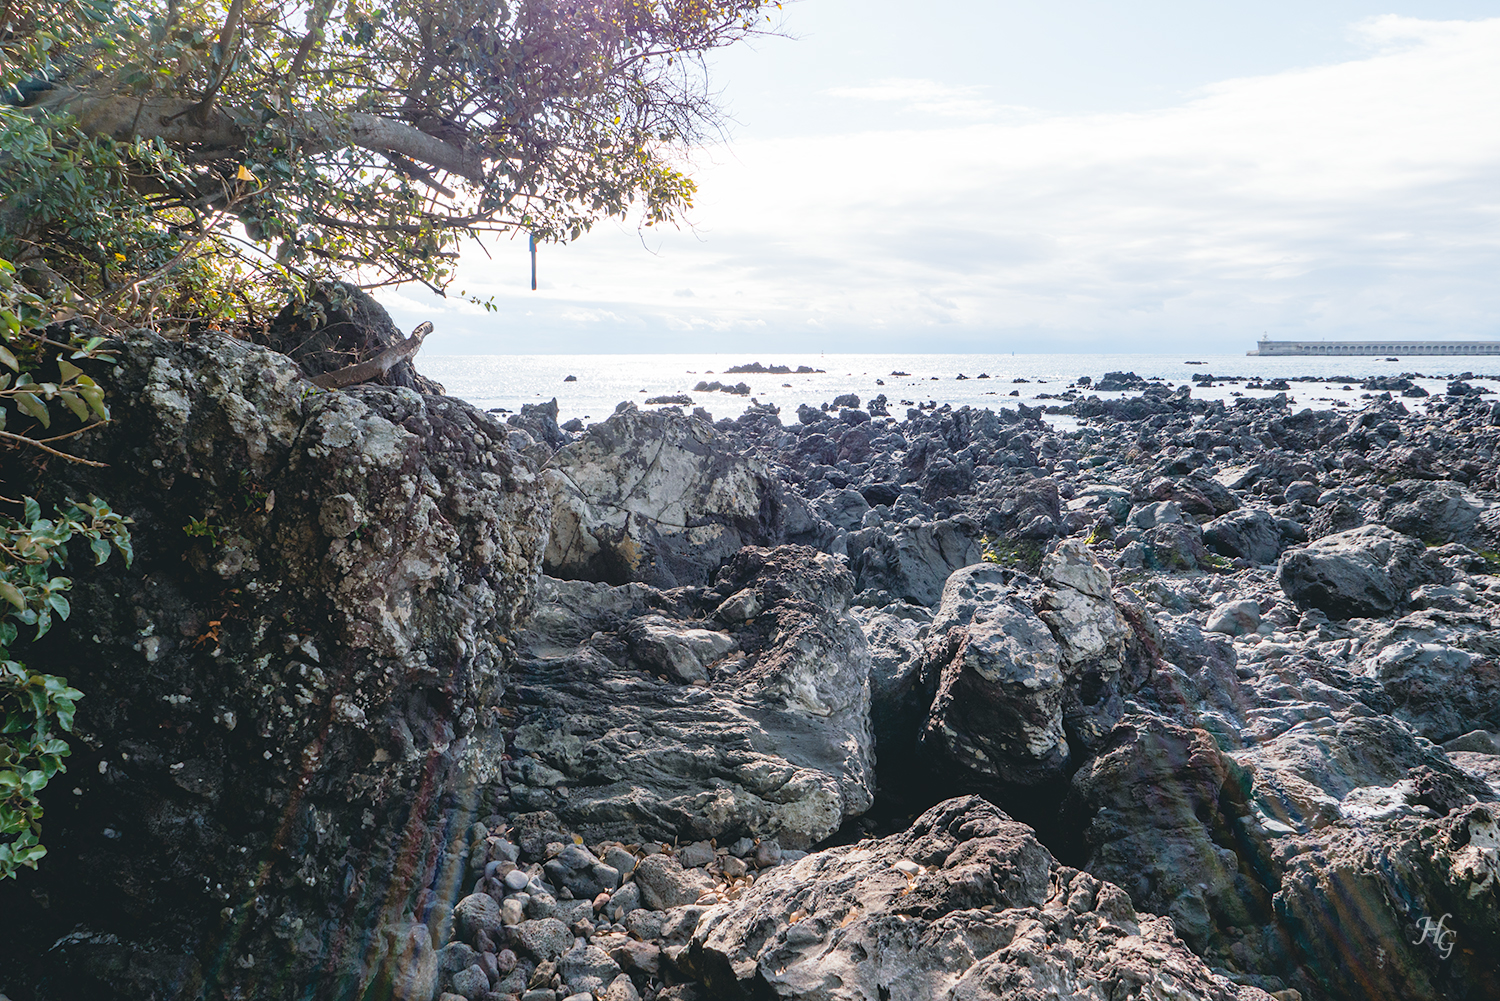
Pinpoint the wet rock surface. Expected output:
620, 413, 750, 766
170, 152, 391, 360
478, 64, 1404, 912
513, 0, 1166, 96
8, 356, 1500, 1001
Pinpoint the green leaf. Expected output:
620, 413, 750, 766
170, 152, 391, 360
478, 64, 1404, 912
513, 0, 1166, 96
23, 497, 39, 524
56, 358, 83, 383
45, 593, 70, 620
90, 537, 110, 565
0, 345, 17, 372
77, 384, 108, 421
58, 390, 90, 422
0, 581, 24, 610
16, 392, 50, 428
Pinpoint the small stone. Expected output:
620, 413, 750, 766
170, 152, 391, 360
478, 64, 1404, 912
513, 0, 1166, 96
515, 917, 574, 961
606, 881, 641, 921
675, 840, 716, 868
728, 837, 756, 857
603, 845, 637, 878
720, 855, 748, 878
496, 948, 519, 973
438, 941, 481, 977
501, 897, 526, 926
526, 892, 558, 919
453, 893, 504, 946
753, 840, 782, 868
450, 964, 490, 1000
504, 869, 532, 891
603, 973, 642, 1001
529, 960, 557, 989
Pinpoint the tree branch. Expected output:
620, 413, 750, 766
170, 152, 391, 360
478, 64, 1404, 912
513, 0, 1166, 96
189, 0, 245, 125
32, 88, 486, 183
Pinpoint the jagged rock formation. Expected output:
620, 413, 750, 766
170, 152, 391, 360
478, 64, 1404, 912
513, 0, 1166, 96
506, 546, 875, 849
541, 405, 810, 588
0, 331, 547, 1000
682, 796, 1273, 1001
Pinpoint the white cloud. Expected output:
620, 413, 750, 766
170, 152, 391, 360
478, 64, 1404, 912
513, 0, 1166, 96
825, 77, 1017, 120
408, 17, 1500, 353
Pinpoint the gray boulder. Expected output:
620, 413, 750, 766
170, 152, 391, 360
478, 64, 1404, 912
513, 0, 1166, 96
1271, 803, 1500, 1001
543, 405, 787, 587
508, 546, 875, 848
1278, 525, 1433, 620
923, 581, 1068, 785
845, 515, 983, 605
682, 796, 1270, 1001
818, 487, 871, 531
1206, 598, 1261, 636
1066, 714, 1246, 952
920, 543, 1148, 788
1229, 712, 1488, 835
1378, 479, 1489, 546
1358, 610, 1500, 741
1127, 499, 1186, 530
979, 476, 1063, 539
1204, 508, 1300, 565
1118, 520, 1214, 572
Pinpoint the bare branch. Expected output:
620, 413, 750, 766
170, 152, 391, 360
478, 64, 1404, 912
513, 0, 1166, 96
0, 429, 108, 466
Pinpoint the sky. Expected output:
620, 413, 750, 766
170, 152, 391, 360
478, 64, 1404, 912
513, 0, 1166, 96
384, 1, 1500, 355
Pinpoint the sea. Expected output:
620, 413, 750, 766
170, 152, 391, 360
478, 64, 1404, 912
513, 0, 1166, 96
418, 352, 1500, 431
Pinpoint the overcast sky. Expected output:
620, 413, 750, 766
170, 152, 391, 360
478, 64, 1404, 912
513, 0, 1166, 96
386, 1, 1500, 355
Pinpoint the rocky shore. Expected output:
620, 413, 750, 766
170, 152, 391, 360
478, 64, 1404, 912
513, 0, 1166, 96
2, 304, 1497, 1001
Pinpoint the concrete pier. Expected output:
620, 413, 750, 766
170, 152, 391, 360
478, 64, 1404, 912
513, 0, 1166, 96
1249, 339, 1500, 356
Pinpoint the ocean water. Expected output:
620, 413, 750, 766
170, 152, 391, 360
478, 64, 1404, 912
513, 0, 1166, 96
418, 352, 1500, 427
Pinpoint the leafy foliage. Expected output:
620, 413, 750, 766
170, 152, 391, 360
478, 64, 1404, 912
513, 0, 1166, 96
0, 250, 133, 879
0, 495, 132, 880
2, 0, 783, 313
